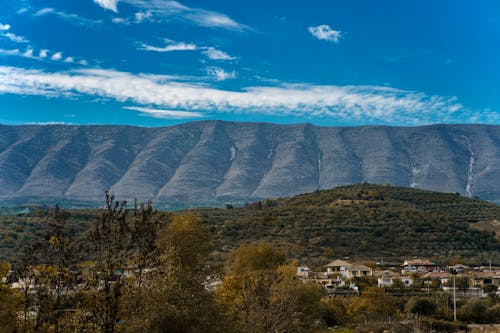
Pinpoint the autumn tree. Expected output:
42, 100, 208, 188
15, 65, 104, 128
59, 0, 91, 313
348, 286, 399, 322
217, 243, 324, 333
124, 213, 225, 333
0, 262, 21, 333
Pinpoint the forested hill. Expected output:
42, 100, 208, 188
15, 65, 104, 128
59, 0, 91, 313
198, 184, 500, 266
1, 122, 500, 206
1, 184, 498, 264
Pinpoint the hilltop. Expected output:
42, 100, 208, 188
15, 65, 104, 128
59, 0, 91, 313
1, 184, 498, 265
198, 184, 500, 266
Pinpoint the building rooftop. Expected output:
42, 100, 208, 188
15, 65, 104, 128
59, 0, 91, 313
325, 259, 352, 268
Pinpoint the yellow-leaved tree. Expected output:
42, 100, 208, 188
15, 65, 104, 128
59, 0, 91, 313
217, 243, 325, 333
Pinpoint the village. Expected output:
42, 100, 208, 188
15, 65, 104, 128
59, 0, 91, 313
296, 258, 500, 299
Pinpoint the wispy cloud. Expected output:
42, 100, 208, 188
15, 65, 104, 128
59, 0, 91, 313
0, 46, 88, 65
202, 47, 235, 61
34, 8, 102, 26
308, 24, 343, 43
123, 106, 204, 119
0, 49, 21, 56
3, 32, 29, 43
206, 67, 236, 81
134, 10, 153, 22
94, 0, 119, 12
118, 0, 247, 30
0, 65, 483, 125
138, 39, 235, 61
112, 10, 154, 24
0, 22, 29, 44
139, 39, 198, 52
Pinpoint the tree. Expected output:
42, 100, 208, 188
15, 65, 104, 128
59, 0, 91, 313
348, 286, 399, 322
458, 299, 500, 324
217, 243, 324, 333
0, 262, 21, 333
128, 199, 163, 286
12, 240, 39, 332
405, 297, 437, 333
36, 206, 81, 333
124, 213, 225, 333
405, 297, 437, 317
86, 192, 130, 333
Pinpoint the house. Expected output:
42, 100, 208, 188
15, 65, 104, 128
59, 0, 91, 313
449, 264, 469, 273
346, 264, 373, 278
402, 259, 438, 273
469, 272, 500, 288
423, 271, 451, 285
377, 275, 413, 287
296, 266, 313, 279
378, 277, 394, 287
325, 259, 352, 278
400, 276, 414, 286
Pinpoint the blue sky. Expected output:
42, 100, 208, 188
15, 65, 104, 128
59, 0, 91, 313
0, 0, 499, 126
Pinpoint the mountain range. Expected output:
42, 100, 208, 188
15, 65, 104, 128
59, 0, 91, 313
0, 121, 499, 205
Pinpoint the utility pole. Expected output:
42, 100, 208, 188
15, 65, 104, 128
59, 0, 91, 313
452, 270, 457, 321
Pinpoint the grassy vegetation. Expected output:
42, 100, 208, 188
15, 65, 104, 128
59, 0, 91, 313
0, 184, 499, 266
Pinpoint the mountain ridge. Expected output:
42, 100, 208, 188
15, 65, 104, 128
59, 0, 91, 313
0, 121, 499, 205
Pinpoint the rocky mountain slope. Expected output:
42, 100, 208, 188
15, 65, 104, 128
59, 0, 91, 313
0, 121, 499, 205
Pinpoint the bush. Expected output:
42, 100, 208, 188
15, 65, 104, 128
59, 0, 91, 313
458, 299, 500, 324
405, 297, 437, 316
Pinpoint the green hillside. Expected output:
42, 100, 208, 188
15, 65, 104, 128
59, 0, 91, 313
1, 184, 499, 265
198, 184, 500, 266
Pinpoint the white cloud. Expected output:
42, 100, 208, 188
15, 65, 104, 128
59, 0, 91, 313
135, 10, 153, 22
17, 8, 29, 14
120, 0, 247, 30
0, 65, 479, 125
113, 10, 154, 25
22, 49, 34, 57
27, 121, 71, 125
39, 49, 48, 58
123, 106, 204, 119
0, 48, 21, 56
51, 52, 63, 61
139, 40, 198, 52
34, 8, 102, 26
138, 40, 235, 61
202, 47, 235, 61
206, 67, 236, 81
3, 32, 29, 43
112, 17, 127, 24
0, 22, 29, 43
93, 0, 118, 12
0, 46, 88, 65
308, 24, 343, 43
